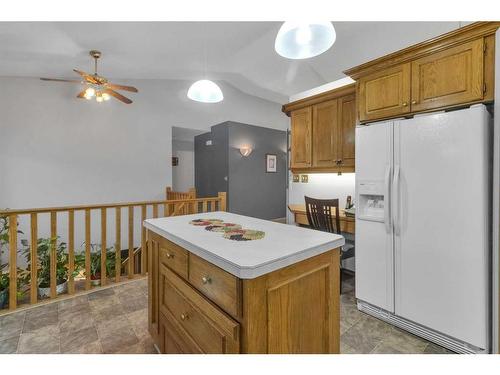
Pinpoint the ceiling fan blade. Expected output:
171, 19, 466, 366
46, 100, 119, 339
73, 69, 98, 84
76, 90, 87, 99
40, 78, 83, 83
106, 83, 138, 93
104, 89, 132, 104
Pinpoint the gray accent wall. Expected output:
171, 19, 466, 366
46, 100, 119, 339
195, 121, 286, 220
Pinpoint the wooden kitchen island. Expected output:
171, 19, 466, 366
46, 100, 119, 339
144, 212, 344, 354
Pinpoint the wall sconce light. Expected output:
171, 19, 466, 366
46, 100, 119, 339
239, 146, 253, 157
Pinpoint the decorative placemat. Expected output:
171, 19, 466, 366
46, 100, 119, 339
189, 218, 224, 226
188, 218, 265, 241
205, 223, 242, 232
223, 229, 266, 241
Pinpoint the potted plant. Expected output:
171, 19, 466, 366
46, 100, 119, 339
75, 244, 116, 286
22, 237, 77, 298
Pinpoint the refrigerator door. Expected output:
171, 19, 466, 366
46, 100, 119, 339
394, 105, 491, 350
355, 121, 395, 312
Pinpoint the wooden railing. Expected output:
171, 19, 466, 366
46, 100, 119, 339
0, 192, 226, 313
166, 186, 196, 200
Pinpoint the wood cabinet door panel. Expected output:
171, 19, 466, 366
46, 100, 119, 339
338, 94, 356, 170
358, 63, 411, 122
291, 107, 312, 168
159, 311, 203, 354
312, 99, 338, 168
159, 264, 240, 354
411, 39, 484, 111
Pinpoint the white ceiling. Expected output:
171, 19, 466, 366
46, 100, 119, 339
0, 22, 463, 103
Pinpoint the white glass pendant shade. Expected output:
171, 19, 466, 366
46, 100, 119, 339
187, 79, 223, 103
274, 22, 336, 59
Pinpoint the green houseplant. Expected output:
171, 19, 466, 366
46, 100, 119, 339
22, 236, 78, 298
75, 244, 116, 286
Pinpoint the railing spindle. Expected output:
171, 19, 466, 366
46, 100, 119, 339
141, 205, 147, 275
219, 192, 227, 211
8, 214, 17, 310
50, 211, 57, 298
153, 204, 159, 218
128, 206, 134, 278
85, 209, 91, 290
68, 210, 75, 295
101, 208, 107, 286
30, 213, 38, 304
115, 207, 121, 283
202, 201, 207, 213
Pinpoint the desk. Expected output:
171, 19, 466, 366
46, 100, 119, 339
288, 204, 355, 234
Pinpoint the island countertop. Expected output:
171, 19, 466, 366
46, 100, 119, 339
143, 211, 344, 279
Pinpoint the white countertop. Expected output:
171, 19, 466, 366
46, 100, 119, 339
143, 211, 344, 279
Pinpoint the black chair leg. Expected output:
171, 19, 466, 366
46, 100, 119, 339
340, 268, 343, 294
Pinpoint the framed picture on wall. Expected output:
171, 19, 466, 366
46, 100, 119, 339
266, 154, 277, 173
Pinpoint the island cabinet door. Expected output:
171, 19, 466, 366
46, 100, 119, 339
159, 264, 240, 354
358, 63, 411, 122
241, 250, 340, 354
410, 38, 484, 112
148, 234, 160, 344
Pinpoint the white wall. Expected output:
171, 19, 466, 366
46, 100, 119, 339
172, 139, 195, 192
0, 77, 288, 252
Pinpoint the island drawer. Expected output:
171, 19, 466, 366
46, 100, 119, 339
188, 254, 242, 319
158, 237, 188, 279
160, 264, 240, 354
159, 311, 202, 354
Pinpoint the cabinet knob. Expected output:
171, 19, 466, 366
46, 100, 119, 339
202, 276, 212, 285
402, 102, 408, 107
411, 100, 417, 105
166, 253, 174, 259
180, 313, 189, 321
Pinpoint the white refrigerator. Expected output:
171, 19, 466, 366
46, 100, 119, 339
355, 105, 492, 353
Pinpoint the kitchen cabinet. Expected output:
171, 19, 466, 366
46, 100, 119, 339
358, 63, 411, 122
410, 39, 484, 112
146, 212, 343, 354
283, 84, 356, 173
290, 107, 312, 168
345, 22, 499, 124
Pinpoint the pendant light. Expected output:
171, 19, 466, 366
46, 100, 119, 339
188, 30, 223, 103
274, 22, 336, 59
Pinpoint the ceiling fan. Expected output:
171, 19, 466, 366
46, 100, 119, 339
40, 50, 138, 104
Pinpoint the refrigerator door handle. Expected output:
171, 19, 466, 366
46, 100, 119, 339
393, 165, 400, 236
384, 165, 391, 234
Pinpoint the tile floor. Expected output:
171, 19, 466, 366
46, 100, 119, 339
0, 275, 452, 354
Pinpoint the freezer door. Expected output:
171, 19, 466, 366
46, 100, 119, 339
394, 106, 491, 350
355, 121, 395, 312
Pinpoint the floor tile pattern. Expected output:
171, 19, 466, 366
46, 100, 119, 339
0, 275, 452, 354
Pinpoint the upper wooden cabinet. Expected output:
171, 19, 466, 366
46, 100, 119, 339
312, 99, 338, 168
283, 84, 356, 173
290, 107, 312, 169
410, 39, 484, 112
345, 22, 499, 123
358, 63, 411, 123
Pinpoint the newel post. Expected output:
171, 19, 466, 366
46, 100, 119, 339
218, 192, 227, 212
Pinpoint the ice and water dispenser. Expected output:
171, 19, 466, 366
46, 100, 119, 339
357, 180, 386, 222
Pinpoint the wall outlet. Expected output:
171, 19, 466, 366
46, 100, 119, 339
292, 174, 300, 183
301, 174, 308, 183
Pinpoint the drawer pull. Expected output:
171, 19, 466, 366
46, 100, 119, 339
201, 276, 212, 285
166, 253, 174, 259
180, 313, 189, 321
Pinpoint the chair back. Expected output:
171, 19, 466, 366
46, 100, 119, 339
304, 196, 341, 234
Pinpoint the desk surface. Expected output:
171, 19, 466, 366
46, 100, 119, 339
288, 204, 355, 221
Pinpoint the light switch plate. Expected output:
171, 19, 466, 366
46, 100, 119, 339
292, 174, 300, 183
301, 175, 308, 183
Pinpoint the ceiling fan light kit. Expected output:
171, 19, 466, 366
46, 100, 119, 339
40, 50, 138, 104
274, 21, 336, 59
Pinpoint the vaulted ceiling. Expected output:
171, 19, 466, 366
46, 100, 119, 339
0, 22, 464, 103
